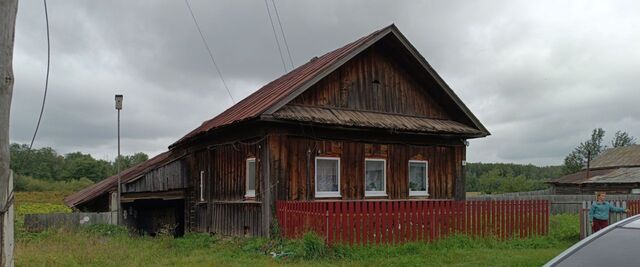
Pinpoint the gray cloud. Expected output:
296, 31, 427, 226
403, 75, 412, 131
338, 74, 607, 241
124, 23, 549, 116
10, 0, 640, 166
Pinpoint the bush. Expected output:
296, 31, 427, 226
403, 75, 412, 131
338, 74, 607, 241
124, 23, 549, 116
301, 232, 326, 260
548, 214, 580, 243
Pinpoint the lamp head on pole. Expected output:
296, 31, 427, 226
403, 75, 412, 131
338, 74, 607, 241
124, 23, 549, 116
115, 94, 123, 110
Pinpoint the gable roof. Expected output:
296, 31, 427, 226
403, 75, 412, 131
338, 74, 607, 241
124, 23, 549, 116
171, 24, 489, 148
589, 145, 640, 170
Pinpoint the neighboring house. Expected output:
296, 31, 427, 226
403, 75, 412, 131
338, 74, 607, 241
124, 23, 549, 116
548, 145, 640, 195
64, 25, 489, 237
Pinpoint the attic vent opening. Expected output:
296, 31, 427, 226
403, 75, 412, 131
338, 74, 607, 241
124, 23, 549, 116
372, 80, 380, 85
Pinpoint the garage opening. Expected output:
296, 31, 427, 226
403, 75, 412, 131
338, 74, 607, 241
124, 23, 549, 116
124, 198, 185, 237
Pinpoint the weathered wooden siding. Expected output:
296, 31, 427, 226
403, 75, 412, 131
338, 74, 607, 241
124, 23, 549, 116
122, 160, 186, 193
209, 143, 262, 201
290, 44, 451, 119
269, 135, 464, 201
185, 141, 265, 235
24, 212, 115, 232
209, 202, 262, 236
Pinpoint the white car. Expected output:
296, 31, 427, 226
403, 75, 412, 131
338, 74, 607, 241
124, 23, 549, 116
545, 214, 640, 267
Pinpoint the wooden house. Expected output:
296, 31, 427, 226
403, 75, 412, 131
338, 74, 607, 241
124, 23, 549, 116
548, 145, 640, 195
65, 25, 489, 237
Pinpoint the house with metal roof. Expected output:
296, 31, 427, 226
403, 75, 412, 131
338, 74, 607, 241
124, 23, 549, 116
65, 24, 489, 237
548, 145, 640, 195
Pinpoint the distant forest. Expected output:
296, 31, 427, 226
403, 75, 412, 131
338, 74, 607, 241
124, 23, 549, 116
9, 143, 148, 191
10, 143, 564, 194
465, 163, 563, 194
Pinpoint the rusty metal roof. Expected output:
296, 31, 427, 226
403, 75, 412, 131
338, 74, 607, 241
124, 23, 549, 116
170, 24, 489, 148
273, 105, 483, 136
589, 145, 640, 169
171, 26, 388, 147
64, 151, 174, 208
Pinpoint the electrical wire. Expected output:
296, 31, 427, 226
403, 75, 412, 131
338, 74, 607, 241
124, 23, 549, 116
271, 0, 294, 69
264, 0, 288, 72
184, 0, 235, 103
29, 0, 51, 150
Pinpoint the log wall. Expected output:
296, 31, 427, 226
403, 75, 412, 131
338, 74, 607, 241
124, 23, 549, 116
185, 141, 265, 235
268, 135, 465, 201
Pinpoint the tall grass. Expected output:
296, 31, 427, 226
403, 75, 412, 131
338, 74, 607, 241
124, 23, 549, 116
15, 215, 579, 266
14, 175, 94, 192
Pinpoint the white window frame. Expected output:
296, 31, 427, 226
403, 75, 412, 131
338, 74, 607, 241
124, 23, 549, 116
364, 158, 387, 197
408, 160, 429, 196
245, 158, 256, 198
315, 157, 341, 198
199, 170, 205, 202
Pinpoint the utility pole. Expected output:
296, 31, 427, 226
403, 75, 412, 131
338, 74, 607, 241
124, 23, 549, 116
1, 0, 18, 266
115, 94, 123, 225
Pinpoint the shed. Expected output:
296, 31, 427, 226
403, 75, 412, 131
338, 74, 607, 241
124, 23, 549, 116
548, 145, 640, 195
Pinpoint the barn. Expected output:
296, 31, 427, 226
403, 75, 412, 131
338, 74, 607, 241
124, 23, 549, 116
64, 24, 489, 237
548, 145, 640, 195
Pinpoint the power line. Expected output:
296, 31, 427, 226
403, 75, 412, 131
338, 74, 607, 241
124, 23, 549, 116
29, 0, 51, 150
184, 0, 235, 103
271, 0, 294, 69
264, 0, 287, 73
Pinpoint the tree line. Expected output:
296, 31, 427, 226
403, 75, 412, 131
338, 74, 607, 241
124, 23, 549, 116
10, 143, 149, 182
465, 162, 563, 194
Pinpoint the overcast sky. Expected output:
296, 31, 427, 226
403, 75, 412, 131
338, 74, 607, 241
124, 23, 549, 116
10, 0, 640, 166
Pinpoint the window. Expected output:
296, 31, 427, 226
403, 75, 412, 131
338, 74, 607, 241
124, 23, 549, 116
408, 160, 428, 196
315, 157, 341, 198
245, 158, 256, 198
365, 159, 386, 196
199, 171, 205, 202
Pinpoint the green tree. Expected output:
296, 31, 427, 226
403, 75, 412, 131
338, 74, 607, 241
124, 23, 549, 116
61, 152, 112, 182
563, 128, 606, 174
10, 143, 64, 180
113, 152, 149, 172
611, 131, 636, 147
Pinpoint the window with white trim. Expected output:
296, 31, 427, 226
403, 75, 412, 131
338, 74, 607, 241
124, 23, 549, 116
365, 159, 386, 196
245, 158, 256, 198
199, 170, 205, 202
408, 160, 428, 196
315, 157, 340, 198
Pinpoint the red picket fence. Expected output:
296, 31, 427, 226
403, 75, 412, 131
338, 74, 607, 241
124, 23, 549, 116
276, 199, 549, 245
629, 200, 640, 215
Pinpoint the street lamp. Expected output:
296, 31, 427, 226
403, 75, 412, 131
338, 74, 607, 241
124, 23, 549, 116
115, 94, 123, 225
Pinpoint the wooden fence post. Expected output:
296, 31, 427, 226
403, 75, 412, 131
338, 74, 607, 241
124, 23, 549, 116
0, 171, 14, 267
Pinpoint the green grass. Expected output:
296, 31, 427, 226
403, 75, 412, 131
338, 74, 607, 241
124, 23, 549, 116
14, 192, 580, 266
15, 214, 579, 266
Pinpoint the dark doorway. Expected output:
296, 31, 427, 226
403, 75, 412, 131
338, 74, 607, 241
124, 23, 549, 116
125, 199, 185, 237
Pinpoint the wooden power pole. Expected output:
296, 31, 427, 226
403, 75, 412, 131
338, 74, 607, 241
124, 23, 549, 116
1, 0, 18, 266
